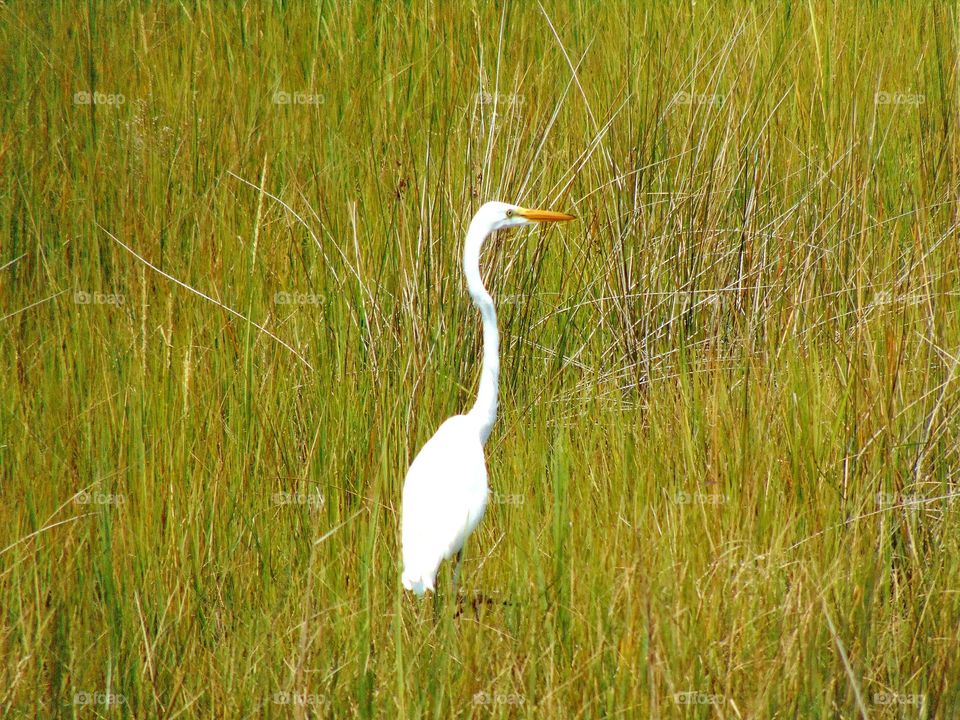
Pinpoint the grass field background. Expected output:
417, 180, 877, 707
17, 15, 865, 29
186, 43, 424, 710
2, 1, 960, 717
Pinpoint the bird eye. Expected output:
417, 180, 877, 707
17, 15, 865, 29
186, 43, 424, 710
506, 209, 514, 217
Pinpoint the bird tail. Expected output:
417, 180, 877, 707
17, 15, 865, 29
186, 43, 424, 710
401, 564, 437, 597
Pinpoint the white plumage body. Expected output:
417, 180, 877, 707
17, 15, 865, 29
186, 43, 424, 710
401, 415, 489, 595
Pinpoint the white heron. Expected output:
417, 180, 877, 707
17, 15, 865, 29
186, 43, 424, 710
400, 201, 575, 597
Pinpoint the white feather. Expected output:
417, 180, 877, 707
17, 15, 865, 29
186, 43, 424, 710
401, 415, 489, 595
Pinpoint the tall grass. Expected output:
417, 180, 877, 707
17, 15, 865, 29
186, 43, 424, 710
2, 1, 959, 716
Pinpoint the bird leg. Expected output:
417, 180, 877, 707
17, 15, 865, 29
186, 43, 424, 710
452, 549, 464, 599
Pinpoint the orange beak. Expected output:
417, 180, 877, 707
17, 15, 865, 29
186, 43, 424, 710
515, 207, 576, 222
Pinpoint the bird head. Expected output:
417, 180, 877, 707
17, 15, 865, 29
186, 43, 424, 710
476, 200, 575, 231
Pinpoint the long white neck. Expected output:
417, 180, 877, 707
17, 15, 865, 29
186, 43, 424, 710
463, 215, 499, 445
